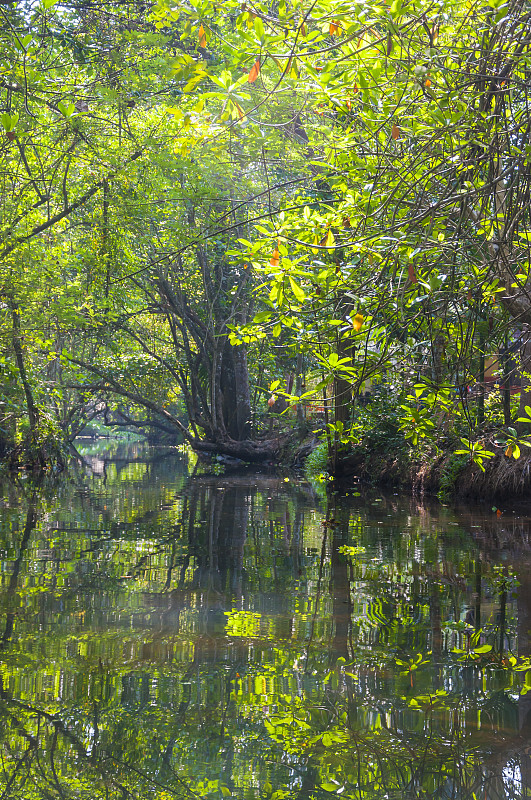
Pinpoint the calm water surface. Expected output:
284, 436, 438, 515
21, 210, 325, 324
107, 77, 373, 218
1, 441, 531, 799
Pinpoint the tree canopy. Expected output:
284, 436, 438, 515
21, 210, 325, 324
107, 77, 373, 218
1, 0, 531, 477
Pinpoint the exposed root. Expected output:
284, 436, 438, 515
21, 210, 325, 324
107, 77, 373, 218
456, 452, 531, 500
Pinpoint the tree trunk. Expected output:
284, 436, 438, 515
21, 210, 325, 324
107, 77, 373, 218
295, 350, 306, 426
220, 340, 252, 441
332, 294, 354, 473
517, 324, 531, 434
10, 304, 39, 438
501, 334, 512, 426
231, 343, 252, 440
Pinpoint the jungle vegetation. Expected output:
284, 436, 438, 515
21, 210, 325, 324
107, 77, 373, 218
2, 0, 531, 478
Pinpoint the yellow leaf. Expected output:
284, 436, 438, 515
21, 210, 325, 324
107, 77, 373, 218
352, 314, 364, 331
270, 248, 280, 266
505, 444, 513, 458
198, 24, 206, 48
329, 21, 340, 35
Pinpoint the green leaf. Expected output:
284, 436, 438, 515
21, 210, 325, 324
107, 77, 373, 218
288, 276, 305, 302
253, 311, 272, 323
58, 100, 75, 118
1, 112, 18, 132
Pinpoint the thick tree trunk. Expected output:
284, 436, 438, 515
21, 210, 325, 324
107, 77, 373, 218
220, 340, 251, 441
231, 344, 252, 440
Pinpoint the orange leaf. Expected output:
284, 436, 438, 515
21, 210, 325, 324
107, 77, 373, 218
329, 21, 340, 35
198, 24, 206, 48
248, 59, 261, 83
352, 314, 364, 331
408, 263, 417, 284
425, 78, 432, 87
392, 124, 400, 140
270, 248, 280, 267
505, 444, 513, 458
496, 508, 502, 517
235, 102, 245, 120
301, 22, 307, 36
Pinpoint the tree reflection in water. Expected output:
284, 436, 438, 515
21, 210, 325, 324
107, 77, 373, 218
0, 444, 530, 798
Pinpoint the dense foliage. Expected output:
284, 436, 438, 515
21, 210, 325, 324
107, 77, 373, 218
2, 0, 531, 476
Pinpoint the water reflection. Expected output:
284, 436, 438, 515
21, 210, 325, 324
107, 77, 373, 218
0, 443, 530, 798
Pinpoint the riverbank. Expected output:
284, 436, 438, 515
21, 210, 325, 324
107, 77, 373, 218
331, 444, 531, 501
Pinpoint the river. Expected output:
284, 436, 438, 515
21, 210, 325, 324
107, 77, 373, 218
0, 441, 530, 799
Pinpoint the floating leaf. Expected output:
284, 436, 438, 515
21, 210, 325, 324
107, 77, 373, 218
248, 59, 261, 82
